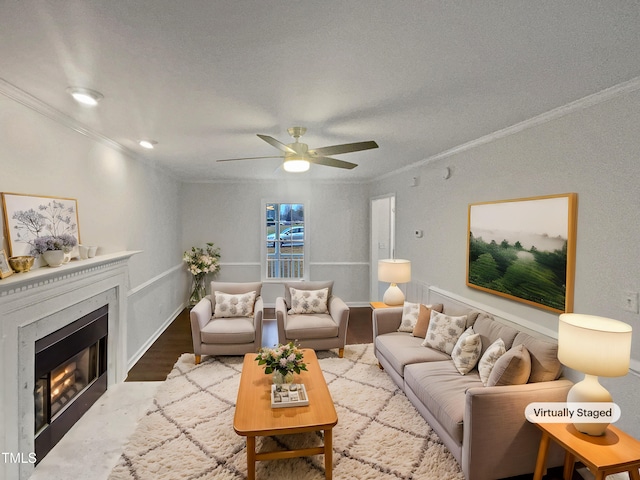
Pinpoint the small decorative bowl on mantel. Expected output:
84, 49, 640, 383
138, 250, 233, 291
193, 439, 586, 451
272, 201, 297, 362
9, 256, 35, 273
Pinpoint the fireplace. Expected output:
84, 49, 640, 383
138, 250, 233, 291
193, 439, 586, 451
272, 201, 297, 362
1, 251, 136, 480
34, 305, 108, 462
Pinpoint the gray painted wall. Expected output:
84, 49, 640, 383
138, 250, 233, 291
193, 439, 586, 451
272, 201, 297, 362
179, 180, 371, 305
369, 88, 640, 437
0, 94, 188, 366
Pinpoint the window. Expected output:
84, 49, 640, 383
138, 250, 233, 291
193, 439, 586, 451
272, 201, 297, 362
264, 202, 305, 279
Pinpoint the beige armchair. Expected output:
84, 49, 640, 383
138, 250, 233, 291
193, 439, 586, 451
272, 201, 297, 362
190, 281, 263, 364
275, 281, 349, 358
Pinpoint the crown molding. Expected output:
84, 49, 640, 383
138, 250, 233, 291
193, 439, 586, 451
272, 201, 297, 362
373, 75, 640, 182
0, 78, 182, 181
0, 78, 135, 155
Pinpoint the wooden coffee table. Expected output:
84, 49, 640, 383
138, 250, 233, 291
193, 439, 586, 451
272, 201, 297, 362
234, 348, 338, 480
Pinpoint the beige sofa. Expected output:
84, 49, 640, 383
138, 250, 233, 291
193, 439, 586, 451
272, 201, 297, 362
373, 289, 572, 480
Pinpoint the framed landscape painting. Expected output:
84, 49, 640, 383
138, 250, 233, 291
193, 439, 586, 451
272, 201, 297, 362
1, 192, 80, 257
467, 193, 577, 313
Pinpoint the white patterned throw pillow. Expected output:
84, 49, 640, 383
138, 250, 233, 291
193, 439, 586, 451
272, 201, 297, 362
422, 311, 467, 355
478, 338, 506, 386
397, 302, 421, 332
213, 291, 256, 318
451, 327, 482, 375
288, 287, 329, 314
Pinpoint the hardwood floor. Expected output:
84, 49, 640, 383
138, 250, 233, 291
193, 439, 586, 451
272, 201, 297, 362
126, 306, 373, 381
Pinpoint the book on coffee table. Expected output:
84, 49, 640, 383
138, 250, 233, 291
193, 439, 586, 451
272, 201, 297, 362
270, 383, 309, 408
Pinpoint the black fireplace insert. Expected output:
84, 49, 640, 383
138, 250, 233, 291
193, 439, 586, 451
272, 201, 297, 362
34, 305, 108, 463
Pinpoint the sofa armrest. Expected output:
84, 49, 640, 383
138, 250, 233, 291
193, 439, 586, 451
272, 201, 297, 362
372, 307, 403, 338
189, 296, 213, 355
462, 378, 573, 480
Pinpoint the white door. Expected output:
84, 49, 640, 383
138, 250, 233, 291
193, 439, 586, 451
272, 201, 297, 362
370, 194, 395, 301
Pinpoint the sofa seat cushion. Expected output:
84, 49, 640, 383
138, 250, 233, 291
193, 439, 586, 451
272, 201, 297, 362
201, 317, 255, 344
285, 313, 338, 340
375, 333, 450, 378
404, 361, 483, 445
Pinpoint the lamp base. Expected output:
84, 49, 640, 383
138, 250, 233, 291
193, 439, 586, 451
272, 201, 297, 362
567, 374, 612, 436
383, 283, 405, 306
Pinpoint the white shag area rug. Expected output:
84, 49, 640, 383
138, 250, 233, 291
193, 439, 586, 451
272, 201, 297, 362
109, 344, 463, 480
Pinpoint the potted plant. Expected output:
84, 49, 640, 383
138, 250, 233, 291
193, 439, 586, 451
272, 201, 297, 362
182, 242, 221, 305
57, 233, 78, 263
255, 341, 308, 384
30, 235, 76, 267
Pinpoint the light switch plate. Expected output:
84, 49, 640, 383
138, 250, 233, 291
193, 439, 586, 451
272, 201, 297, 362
622, 291, 639, 313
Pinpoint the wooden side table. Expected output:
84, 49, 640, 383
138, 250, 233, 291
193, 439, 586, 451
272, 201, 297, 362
370, 301, 398, 309
533, 422, 640, 480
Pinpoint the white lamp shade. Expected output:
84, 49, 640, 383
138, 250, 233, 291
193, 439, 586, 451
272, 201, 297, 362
378, 259, 411, 283
558, 313, 632, 377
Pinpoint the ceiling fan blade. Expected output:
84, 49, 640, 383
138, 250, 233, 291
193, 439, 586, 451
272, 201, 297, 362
216, 155, 284, 162
309, 156, 358, 170
309, 140, 378, 157
257, 134, 297, 154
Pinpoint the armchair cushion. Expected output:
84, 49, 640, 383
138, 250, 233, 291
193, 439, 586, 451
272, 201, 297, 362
284, 313, 339, 340
284, 281, 333, 308
288, 287, 329, 314
213, 291, 256, 318
200, 317, 256, 344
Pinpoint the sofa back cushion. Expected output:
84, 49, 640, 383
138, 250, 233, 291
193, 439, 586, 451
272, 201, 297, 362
512, 332, 562, 382
473, 314, 519, 358
442, 305, 481, 327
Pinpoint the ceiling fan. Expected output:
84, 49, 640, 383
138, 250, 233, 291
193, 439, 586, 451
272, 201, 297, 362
216, 127, 378, 172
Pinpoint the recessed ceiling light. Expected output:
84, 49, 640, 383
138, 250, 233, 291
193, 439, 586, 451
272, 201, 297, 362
139, 140, 158, 149
66, 87, 103, 106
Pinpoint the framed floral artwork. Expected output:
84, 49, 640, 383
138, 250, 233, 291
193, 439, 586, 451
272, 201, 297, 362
467, 193, 577, 313
1, 192, 81, 257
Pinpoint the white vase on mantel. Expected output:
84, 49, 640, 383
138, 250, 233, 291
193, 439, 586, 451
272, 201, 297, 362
43, 250, 65, 267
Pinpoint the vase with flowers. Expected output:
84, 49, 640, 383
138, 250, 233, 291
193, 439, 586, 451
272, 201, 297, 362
30, 235, 77, 267
183, 242, 221, 306
255, 341, 308, 385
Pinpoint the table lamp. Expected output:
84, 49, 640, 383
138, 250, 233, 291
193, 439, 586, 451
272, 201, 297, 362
558, 313, 632, 436
378, 259, 411, 306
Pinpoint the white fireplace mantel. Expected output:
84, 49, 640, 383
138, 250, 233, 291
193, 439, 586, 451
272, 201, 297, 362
0, 251, 139, 480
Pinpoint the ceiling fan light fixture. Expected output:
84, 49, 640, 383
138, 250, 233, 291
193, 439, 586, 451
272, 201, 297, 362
283, 158, 310, 172
67, 87, 103, 106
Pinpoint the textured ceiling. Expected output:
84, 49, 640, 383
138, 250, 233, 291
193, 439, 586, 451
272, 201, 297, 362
2, 1, 639, 181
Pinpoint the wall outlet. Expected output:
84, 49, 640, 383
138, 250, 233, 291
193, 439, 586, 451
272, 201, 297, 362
622, 291, 639, 313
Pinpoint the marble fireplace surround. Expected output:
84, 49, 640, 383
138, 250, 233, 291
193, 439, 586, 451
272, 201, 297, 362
0, 251, 138, 480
